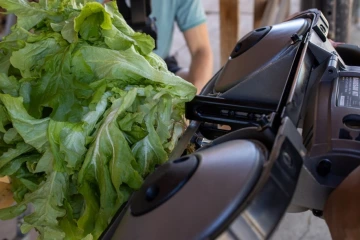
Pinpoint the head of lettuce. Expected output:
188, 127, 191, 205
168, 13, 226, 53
0, 0, 196, 239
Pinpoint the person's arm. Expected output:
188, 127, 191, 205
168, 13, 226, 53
324, 165, 360, 240
322, 39, 360, 240
173, 0, 213, 94
179, 23, 213, 94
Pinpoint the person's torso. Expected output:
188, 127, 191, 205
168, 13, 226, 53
150, 0, 178, 59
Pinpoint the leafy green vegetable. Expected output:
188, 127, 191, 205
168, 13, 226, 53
0, 0, 196, 239
0, 0, 48, 30
0, 94, 50, 153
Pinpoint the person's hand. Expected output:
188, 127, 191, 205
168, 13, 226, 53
324, 165, 360, 240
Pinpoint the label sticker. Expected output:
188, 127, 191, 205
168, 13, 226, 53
337, 77, 360, 109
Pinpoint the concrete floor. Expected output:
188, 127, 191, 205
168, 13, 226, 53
1, 0, 360, 239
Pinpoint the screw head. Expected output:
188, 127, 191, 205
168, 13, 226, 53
317, 159, 332, 177
312, 209, 323, 217
145, 185, 159, 202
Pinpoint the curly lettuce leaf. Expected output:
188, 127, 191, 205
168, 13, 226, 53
3, 128, 22, 144
49, 92, 111, 171
0, 52, 12, 75
0, 154, 40, 177
0, 105, 9, 133
76, 46, 196, 100
34, 149, 54, 174
20, 171, 68, 240
10, 38, 62, 78
0, 170, 67, 239
27, 44, 91, 121
78, 89, 143, 239
0, 1, 196, 239
0, 142, 33, 169
74, 2, 112, 32
0, 0, 48, 30
0, 94, 49, 152
102, 25, 155, 55
59, 199, 84, 240
61, 16, 79, 43
0, 73, 20, 97
132, 105, 168, 175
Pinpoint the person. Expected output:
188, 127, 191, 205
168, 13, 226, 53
324, 165, 360, 240
103, 0, 214, 94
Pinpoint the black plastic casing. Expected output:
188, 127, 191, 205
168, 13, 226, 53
102, 9, 360, 240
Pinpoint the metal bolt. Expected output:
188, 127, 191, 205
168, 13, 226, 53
316, 159, 332, 177
312, 209, 323, 217
145, 185, 159, 202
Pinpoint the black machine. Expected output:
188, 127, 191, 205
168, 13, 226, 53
116, 0, 157, 48
102, 9, 360, 240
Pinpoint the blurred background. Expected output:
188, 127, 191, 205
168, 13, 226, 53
0, 0, 359, 239
171, 0, 360, 75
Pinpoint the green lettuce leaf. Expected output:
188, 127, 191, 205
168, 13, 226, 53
102, 25, 155, 55
77, 46, 196, 100
0, 105, 9, 133
0, 26, 31, 55
3, 128, 22, 144
0, 1, 196, 239
103, 2, 133, 35
11, 177, 28, 202
0, 94, 49, 152
0, 204, 27, 220
10, 38, 61, 78
34, 148, 54, 174
51, 92, 111, 171
132, 106, 168, 175
0, 73, 20, 97
0, 52, 12, 75
27, 43, 92, 121
0, 170, 67, 236
78, 89, 143, 238
61, 16, 79, 43
58, 199, 84, 240
0, 0, 48, 30
20, 171, 68, 239
0, 142, 33, 169
74, 2, 112, 32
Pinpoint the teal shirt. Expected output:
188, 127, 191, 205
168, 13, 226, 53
150, 0, 207, 59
